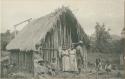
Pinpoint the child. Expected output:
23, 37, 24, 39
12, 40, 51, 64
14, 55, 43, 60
34, 59, 48, 79
51, 58, 57, 76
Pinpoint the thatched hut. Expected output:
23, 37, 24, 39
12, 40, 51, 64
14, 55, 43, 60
6, 7, 89, 75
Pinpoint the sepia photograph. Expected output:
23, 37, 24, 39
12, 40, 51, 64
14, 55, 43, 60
0, 0, 125, 79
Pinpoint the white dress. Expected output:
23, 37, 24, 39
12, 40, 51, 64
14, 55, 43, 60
69, 49, 78, 71
62, 50, 70, 71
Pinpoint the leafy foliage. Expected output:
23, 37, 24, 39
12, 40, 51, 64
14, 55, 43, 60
95, 23, 111, 53
90, 22, 122, 53
1, 30, 15, 50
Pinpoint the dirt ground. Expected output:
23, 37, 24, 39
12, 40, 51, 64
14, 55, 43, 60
1, 70, 124, 79
32, 69, 125, 79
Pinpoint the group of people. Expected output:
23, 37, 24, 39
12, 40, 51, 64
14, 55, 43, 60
58, 40, 87, 74
34, 40, 87, 78
95, 57, 112, 73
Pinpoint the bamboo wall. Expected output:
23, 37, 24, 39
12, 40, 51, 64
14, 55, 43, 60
1, 59, 9, 78
10, 51, 34, 74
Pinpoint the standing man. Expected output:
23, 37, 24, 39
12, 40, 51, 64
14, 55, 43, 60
76, 40, 87, 73
76, 41, 83, 74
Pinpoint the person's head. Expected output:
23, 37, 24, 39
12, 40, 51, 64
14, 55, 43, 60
78, 40, 83, 46
62, 44, 67, 50
71, 43, 75, 49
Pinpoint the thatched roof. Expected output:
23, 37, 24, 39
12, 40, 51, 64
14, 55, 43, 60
6, 7, 89, 51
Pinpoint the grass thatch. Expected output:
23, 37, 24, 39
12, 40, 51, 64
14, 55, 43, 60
6, 7, 89, 51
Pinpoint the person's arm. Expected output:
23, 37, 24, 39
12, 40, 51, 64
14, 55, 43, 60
79, 46, 83, 58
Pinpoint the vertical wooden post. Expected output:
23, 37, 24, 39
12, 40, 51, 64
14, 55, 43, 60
66, 26, 69, 48
42, 43, 45, 60
54, 26, 58, 62
24, 52, 26, 71
64, 24, 66, 46
48, 35, 50, 62
49, 33, 52, 62
44, 42, 47, 61
16, 51, 19, 71
62, 23, 64, 47
57, 25, 60, 69
50, 31, 53, 62
49, 34, 51, 63
59, 22, 62, 69
18, 51, 20, 71
53, 30, 54, 58
63, 24, 66, 48
31, 52, 34, 75
48, 34, 51, 62
60, 23, 62, 47
69, 27, 72, 47
46, 37, 48, 62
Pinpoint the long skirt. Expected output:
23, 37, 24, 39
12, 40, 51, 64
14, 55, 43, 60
62, 56, 70, 71
70, 55, 78, 71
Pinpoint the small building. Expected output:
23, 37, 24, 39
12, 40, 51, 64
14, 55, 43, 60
6, 7, 89, 75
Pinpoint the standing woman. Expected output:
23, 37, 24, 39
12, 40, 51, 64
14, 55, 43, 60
61, 45, 70, 72
69, 44, 78, 73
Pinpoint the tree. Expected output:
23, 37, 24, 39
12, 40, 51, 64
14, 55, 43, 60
0, 30, 14, 50
95, 23, 111, 53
